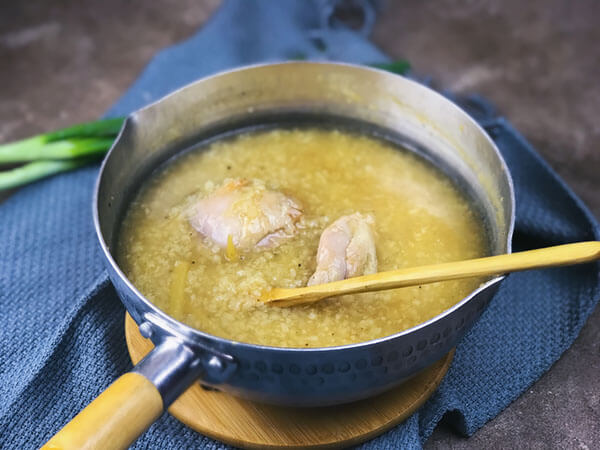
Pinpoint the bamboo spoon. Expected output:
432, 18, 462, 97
259, 241, 600, 307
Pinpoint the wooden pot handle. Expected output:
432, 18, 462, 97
42, 372, 163, 450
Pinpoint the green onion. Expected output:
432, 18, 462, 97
0, 117, 124, 191
371, 60, 411, 75
43, 117, 125, 141
0, 158, 98, 191
0, 137, 115, 163
0, 117, 124, 164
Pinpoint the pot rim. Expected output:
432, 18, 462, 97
93, 61, 516, 354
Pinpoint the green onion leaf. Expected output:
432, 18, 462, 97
44, 117, 125, 141
370, 60, 411, 76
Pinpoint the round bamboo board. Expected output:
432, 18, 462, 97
125, 313, 453, 449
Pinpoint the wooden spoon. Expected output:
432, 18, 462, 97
259, 241, 600, 307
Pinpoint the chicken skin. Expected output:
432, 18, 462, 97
308, 213, 377, 286
189, 178, 302, 251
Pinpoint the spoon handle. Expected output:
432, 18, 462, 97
262, 241, 600, 307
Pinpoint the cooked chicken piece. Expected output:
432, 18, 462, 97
189, 178, 302, 251
308, 213, 377, 286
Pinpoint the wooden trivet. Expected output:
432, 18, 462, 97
125, 313, 453, 449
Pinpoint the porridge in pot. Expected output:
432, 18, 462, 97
118, 127, 488, 347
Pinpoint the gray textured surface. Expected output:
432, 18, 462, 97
1, 1, 598, 448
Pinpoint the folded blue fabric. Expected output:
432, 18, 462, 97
1, 1, 598, 449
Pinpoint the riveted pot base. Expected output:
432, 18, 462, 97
125, 313, 453, 449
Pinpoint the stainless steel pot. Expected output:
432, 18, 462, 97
45, 62, 514, 449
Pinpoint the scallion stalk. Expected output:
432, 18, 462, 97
0, 117, 124, 191
0, 117, 124, 164
0, 137, 115, 163
0, 158, 98, 191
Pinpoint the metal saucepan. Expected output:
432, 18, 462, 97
44, 62, 515, 448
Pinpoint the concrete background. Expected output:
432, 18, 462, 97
1, 1, 598, 448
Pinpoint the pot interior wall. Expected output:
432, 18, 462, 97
97, 64, 512, 266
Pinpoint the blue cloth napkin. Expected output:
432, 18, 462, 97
1, 1, 598, 448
